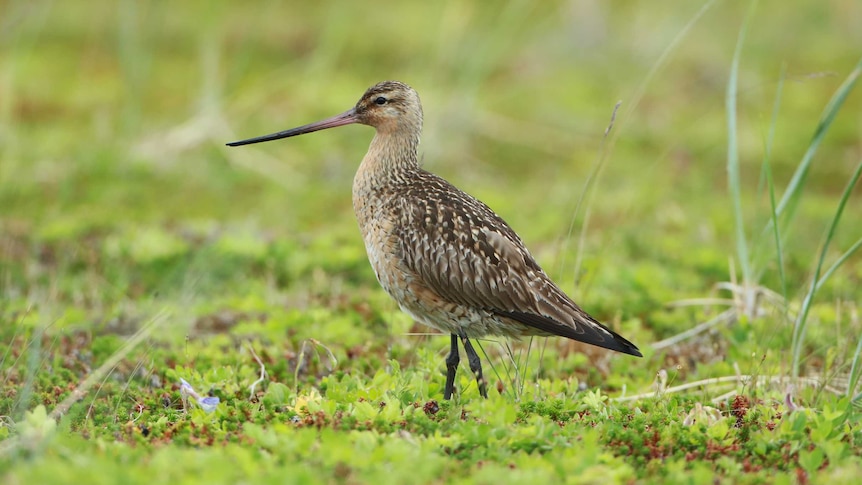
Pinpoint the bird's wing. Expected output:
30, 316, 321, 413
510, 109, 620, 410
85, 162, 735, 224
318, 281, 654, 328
396, 174, 641, 357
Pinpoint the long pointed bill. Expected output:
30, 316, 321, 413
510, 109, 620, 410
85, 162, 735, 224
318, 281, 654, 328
226, 108, 358, 147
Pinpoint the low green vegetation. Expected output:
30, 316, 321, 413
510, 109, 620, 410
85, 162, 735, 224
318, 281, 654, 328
2, 1, 861, 483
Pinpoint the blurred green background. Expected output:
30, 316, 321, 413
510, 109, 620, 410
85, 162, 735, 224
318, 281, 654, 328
2, 2, 862, 482
1, 0, 860, 350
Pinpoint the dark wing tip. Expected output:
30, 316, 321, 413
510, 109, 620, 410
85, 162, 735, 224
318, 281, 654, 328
495, 310, 643, 357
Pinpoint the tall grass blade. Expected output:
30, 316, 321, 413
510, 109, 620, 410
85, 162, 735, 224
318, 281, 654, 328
814, 237, 862, 293
791, 160, 862, 377
762, 66, 788, 298
557, 0, 717, 282
771, 57, 862, 228
725, 1, 758, 287
848, 335, 862, 401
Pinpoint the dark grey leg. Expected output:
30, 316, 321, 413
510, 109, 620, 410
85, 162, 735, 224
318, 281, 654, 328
461, 337, 488, 398
443, 333, 459, 400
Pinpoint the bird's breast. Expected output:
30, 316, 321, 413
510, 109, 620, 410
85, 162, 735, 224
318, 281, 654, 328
352, 176, 405, 297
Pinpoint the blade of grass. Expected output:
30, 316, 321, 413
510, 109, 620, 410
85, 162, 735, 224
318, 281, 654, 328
566, 101, 620, 285
520, 337, 533, 399
770, 56, 862, 228
792, 159, 862, 377
762, 65, 788, 299
498, 340, 519, 398
558, 0, 718, 282
813, 237, 862, 293
845, 336, 862, 400
725, 0, 758, 288
475, 339, 508, 399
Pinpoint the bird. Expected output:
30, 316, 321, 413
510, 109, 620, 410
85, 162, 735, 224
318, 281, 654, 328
227, 81, 642, 399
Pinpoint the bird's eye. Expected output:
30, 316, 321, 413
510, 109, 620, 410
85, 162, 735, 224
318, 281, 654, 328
374, 96, 387, 105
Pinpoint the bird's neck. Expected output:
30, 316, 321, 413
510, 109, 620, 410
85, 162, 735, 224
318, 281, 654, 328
355, 131, 421, 188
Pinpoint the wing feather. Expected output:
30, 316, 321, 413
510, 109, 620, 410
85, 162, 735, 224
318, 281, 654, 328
396, 172, 642, 357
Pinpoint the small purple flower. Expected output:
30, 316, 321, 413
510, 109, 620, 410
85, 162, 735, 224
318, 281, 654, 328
198, 397, 220, 413
180, 378, 220, 413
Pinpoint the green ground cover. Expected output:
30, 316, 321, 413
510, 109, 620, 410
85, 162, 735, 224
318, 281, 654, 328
2, 1, 861, 483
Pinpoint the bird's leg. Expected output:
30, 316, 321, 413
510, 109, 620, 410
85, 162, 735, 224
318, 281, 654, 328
461, 337, 488, 398
443, 333, 460, 400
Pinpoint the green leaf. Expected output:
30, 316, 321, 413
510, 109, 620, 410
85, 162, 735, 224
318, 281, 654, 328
797, 447, 825, 475
262, 382, 291, 407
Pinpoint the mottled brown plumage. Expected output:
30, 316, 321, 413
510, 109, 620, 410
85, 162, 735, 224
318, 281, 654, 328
228, 81, 641, 399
